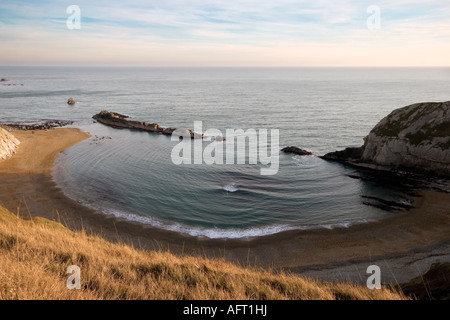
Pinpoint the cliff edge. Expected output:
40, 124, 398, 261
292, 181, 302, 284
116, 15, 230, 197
323, 101, 450, 176
0, 127, 20, 160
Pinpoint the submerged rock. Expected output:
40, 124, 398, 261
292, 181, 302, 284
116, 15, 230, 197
361, 195, 414, 211
281, 146, 314, 156
322, 101, 450, 176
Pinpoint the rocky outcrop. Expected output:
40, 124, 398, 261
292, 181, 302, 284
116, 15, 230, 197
399, 262, 450, 300
322, 101, 450, 176
281, 146, 313, 156
0, 120, 73, 131
0, 128, 20, 160
92, 110, 206, 139
321, 147, 361, 161
67, 98, 75, 105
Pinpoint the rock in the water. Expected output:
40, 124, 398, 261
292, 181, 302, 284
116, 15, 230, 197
281, 146, 313, 156
322, 101, 450, 176
321, 147, 362, 161
212, 135, 226, 142
161, 127, 176, 136
92, 110, 206, 139
1, 120, 73, 131
67, 98, 75, 105
187, 129, 205, 139
0, 128, 20, 160
97, 110, 129, 119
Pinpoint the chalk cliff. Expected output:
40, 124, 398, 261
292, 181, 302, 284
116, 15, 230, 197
0, 127, 20, 160
323, 101, 450, 176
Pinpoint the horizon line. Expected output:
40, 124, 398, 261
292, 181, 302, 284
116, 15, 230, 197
2, 65, 450, 68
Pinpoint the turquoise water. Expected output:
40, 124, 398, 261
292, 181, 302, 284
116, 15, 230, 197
1, 67, 450, 238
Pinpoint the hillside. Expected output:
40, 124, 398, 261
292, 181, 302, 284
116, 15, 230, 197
0, 205, 406, 300
323, 101, 450, 175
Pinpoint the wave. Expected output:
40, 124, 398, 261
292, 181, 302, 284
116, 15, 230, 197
102, 208, 295, 238
291, 155, 319, 168
223, 182, 239, 192
319, 219, 372, 230
101, 207, 374, 239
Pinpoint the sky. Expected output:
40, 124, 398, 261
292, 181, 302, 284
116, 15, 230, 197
0, 0, 449, 66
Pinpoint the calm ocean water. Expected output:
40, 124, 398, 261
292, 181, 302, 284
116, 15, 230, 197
1, 67, 450, 238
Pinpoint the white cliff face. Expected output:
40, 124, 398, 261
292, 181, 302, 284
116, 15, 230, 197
361, 101, 450, 175
0, 128, 20, 160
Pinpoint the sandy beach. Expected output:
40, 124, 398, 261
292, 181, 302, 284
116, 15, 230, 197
0, 128, 449, 285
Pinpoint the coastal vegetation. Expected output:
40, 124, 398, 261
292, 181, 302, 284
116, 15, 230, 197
0, 205, 406, 300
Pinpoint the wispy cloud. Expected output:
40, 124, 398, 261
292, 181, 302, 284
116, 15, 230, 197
0, 0, 449, 66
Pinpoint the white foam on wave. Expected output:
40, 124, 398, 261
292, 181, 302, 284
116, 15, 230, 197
102, 208, 296, 239
223, 182, 238, 192
291, 155, 318, 168
101, 208, 374, 239
319, 219, 371, 230
399, 199, 412, 206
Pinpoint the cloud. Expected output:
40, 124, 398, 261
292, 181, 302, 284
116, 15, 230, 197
0, 0, 449, 65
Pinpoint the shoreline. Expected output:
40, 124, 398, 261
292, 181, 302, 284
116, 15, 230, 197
0, 128, 449, 284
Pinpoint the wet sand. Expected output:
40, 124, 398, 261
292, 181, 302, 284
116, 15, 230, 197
0, 128, 449, 284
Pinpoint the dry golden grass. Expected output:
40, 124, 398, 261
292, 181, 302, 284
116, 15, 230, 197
0, 205, 407, 300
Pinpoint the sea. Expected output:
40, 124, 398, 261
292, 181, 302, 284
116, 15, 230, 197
1, 66, 449, 238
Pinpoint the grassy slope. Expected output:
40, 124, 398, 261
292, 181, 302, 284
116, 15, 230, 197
0, 205, 407, 300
